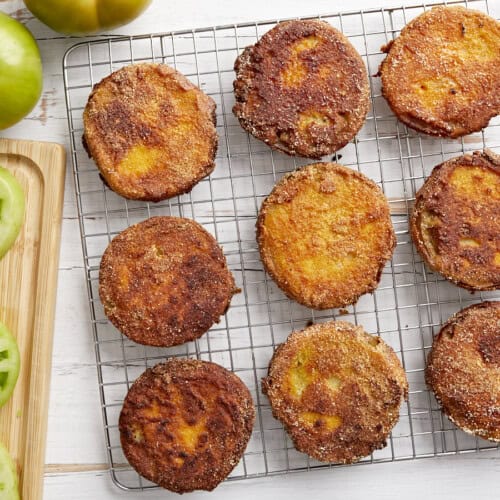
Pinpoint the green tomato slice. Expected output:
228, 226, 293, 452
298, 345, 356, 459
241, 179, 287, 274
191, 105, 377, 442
0, 321, 20, 409
0, 167, 25, 259
0, 442, 19, 500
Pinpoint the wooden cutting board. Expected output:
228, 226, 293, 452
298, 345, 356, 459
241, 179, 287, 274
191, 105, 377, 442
0, 139, 66, 500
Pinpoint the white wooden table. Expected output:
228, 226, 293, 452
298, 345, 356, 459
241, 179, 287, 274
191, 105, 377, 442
0, 0, 499, 498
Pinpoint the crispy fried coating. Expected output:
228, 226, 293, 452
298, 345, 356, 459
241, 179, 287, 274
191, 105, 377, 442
83, 63, 217, 201
233, 20, 370, 158
379, 6, 500, 138
426, 301, 500, 442
262, 321, 408, 463
119, 359, 255, 493
410, 150, 500, 291
257, 163, 396, 309
99, 216, 237, 347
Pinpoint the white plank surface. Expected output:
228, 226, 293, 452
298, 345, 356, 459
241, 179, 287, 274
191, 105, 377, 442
0, 0, 498, 498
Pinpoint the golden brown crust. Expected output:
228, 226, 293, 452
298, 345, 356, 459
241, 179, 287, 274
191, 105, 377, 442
99, 216, 237, 347
83, 63, 218, 201
256, 163, 396, 309
410, 150, 500, 291
119, 359, 255, 493
262, 321, 408, 463
379, 6, 500, 138
233, 19, 370, 158
426, 301, 500, 442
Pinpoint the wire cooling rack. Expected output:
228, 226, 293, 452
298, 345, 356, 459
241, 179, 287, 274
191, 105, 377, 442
63, 0, 500, 491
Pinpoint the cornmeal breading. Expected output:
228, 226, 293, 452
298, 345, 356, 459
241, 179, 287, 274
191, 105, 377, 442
379, 6, 500, 138
257, 163, 395, 309
426, 301, 500, 442
120, 359, 255, 492
410, 150, 500, 291
262, 321, 408, 463
83, 63, 217, 201
233, 20, 369, 158
99, 216, 237, 347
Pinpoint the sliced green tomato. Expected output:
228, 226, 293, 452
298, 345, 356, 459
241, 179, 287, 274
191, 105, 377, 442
0, 442, 19, 500
0, 321, 20, 408
0, 167, 25, 259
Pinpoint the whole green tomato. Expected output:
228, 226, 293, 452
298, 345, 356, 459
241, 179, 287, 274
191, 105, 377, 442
24, 0, 152, 35
0, 12, 42, 130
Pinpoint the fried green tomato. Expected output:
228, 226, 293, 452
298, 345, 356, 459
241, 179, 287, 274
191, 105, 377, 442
83, 63, 217, 201
379, 6, 500, 138
233, 19, 369, 158
257, 163, 396, 309
410, 150, 500, 291
426, 301, 500, 442
119, 359, 255, 493
99, 216, 237, 347
262, 321, 408, 463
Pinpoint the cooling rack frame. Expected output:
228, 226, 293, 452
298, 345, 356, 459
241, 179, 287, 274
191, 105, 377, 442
63, 0, 500, 491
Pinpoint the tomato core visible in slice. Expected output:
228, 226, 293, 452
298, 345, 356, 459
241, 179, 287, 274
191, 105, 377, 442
0, 321, 20, 408
0, 166, 25, 259
0, 442, 20, 500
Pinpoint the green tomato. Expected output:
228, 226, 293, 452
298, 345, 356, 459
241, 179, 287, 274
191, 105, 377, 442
0, 12, 42, 130
0, 441, 20, 500
0, 320, 20, 409
0, 167, 25, 260
24, 0, 152, 35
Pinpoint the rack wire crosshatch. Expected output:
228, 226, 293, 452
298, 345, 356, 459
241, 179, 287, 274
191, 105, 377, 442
63, 0, 500, 491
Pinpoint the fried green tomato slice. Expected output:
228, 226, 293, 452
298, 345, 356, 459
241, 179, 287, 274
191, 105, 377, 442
380, 6, 500, 138
257, 162, 396, 309
410, 150, 500, 291
233, 19, 369, 158
426, 301, 500, 442
83, 63, 218, 201
119, 359, 255, 493
262, 321, 408, 463
99, 216, 238, 347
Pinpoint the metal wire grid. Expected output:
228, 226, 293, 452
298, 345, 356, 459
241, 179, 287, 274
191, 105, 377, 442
63, 0, 500, 491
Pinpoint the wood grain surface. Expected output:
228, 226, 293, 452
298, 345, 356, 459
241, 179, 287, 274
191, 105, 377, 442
0, 1, 498, 499
0, 139, 66, 500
